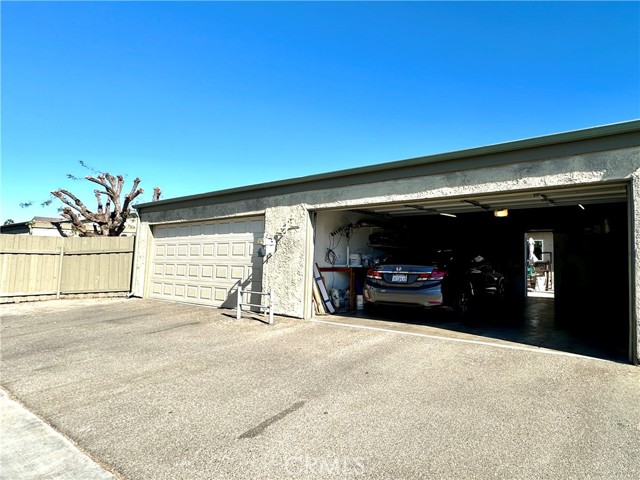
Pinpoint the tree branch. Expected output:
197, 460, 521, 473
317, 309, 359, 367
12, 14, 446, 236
60, 207, 91, 236
121, 178, 142, 213
52, 189, 98, 221
94, 190, 104, 215
86, 175, 117, 198
115, 175, 124, 198
50, 221, 70, 238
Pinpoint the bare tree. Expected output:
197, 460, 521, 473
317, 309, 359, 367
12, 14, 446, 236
51, 173, 147, 237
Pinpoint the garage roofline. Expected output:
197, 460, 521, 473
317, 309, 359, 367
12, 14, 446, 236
136, 120, 640, 211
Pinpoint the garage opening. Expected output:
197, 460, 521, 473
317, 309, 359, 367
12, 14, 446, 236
311, 183, 631, 362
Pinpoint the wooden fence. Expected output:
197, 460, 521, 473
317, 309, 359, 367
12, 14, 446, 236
0, 234, 135, 303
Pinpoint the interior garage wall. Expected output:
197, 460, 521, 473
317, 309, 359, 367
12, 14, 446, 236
315, 210, 355, 269
314, 211, 385, 291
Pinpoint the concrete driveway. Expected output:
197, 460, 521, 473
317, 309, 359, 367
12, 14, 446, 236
1, 298, 639, 479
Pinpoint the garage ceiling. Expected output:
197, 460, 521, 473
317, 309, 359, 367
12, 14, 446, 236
349, 182, 628, 218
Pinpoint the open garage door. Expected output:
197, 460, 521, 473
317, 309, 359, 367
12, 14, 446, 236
312, 182, 631, 361
149, 217, 264, 307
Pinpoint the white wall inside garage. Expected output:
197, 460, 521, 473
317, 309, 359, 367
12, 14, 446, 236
314, 210, 385, 291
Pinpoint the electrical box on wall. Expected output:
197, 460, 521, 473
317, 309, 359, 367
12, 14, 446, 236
257, 236, 276, 257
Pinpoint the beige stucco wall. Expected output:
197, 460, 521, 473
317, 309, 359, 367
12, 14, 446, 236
632, 171, 640, 363
299, 148, 638, 211
134, 145, 640, 362
260, 205, 311, 317
132, 221, 151, 299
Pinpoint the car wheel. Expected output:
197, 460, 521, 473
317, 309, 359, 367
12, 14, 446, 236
496, 279, 506, 299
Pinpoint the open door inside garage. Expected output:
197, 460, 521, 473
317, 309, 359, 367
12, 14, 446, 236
312, 183, 631, 362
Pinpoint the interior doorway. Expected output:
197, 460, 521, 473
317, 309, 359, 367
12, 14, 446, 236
525, 231, 554, 298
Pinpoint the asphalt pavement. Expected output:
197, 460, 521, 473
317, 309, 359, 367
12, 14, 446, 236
1, 298, 639, 479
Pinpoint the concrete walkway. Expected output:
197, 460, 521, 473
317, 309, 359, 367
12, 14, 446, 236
0, 389, 116, 480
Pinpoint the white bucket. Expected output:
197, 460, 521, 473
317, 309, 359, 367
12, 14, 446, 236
349, 253, 362, 267
356, 295, 364, 310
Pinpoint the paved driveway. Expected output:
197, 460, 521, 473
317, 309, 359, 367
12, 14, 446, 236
1, 298, 639, 479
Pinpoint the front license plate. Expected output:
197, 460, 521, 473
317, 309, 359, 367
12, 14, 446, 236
391, 273, 407, 283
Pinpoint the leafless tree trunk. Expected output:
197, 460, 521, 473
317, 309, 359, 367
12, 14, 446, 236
51, 173, 144, 237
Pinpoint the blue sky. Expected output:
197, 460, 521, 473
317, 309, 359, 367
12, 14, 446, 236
2, 1, 639, 223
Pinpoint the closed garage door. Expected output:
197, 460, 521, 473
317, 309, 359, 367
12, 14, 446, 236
149, 216, 264, 307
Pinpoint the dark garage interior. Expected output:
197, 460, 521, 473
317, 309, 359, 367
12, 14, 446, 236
316, 188, 630, 362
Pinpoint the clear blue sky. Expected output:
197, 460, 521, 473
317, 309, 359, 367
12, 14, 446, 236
2, 1, 639, 223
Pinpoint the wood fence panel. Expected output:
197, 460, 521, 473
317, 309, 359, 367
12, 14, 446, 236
0, 235, 62, 296
0, 234, 135, 301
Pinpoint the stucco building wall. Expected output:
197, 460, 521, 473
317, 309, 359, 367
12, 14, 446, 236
261, 204, 312, 318
632, 171, 640, 362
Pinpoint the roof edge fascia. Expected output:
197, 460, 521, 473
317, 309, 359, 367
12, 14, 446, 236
136, 119, 640, 211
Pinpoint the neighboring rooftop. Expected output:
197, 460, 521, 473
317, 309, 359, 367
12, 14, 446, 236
1, 217, 137, 236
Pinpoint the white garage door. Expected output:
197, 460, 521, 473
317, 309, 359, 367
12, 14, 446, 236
149, 216, 264, 307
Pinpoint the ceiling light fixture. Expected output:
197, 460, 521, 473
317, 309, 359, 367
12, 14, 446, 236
578, 204, 585, 210
493, 209, 509, 218
439, 213, 457, 218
